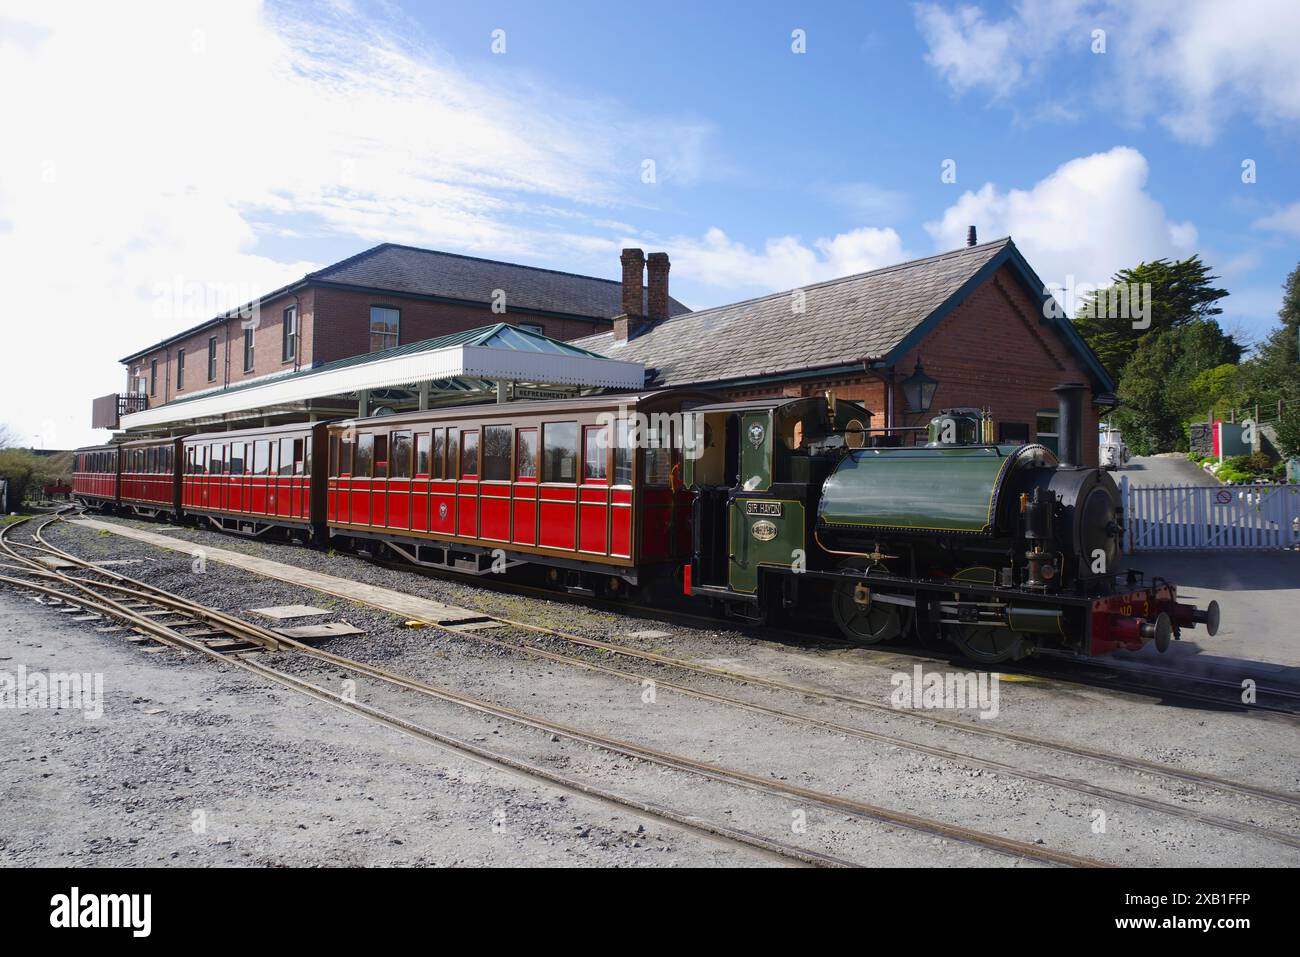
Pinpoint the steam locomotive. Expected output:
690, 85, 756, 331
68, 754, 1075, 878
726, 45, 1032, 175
685, 383, 1219, 662
73, 383, 1218, 664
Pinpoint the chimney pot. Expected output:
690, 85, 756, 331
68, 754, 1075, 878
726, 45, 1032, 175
646, 251, 670, 324
966, 225, 977, 247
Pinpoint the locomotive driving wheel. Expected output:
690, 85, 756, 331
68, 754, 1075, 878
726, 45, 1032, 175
831, 563, 909, 645
947, 625, 1030, 664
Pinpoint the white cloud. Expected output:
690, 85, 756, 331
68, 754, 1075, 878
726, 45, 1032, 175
0, 0, 715, 447
814, 181, 910, 221
661, 227, 907, 301
913, 0, 1300, 143
925, 146, 1197, 289
1253, 201, 1300, 237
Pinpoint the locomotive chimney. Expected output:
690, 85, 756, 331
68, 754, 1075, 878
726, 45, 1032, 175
966, 225, 977, 247
1053, 382, 1087, 469
647, 251, 670, 323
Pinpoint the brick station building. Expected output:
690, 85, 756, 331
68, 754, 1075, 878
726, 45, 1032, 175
577, 236, 1116, 466
95, 243, 689, 429
97, 235, 1115, 467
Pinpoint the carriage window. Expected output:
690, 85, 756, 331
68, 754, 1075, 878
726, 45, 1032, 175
210, 444, 223, 474
391, 432, 413, 479
329, 435, 339, 477
584, 425, 608, 482
278, 438, 295, 475
430, 429, 444, 479
416, 433, 431, 477
516, 429, 538, 480
543, 422, 577, 483
230, 443, 245, 476
482, 425, 512, 481
355, 434, 375, 478
253, 440, 270, 476
373, 434, 388, 479
644, 446, 673, 486
303, 437, 312, 476
339, 435, 354, 477
447, 428, 459, 479
614, 419, 632, 485
460, 430, 479, 478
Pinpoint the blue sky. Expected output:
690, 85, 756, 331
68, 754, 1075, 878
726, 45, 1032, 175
2, 0, 1299, 446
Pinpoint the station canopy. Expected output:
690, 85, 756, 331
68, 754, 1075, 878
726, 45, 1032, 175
118, 323, 645, 436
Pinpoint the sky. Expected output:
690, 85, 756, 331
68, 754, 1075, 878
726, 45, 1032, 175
2, 0, 1298, 448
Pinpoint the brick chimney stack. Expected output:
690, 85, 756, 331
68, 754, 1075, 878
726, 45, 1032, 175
614, 247, 646, 344
646, 252, 670, 324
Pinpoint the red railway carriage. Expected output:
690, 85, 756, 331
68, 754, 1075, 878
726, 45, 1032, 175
326, 390, 712, 584
71, 445, 119, 506
119, 437, 183, 518
182, 422, 327, 538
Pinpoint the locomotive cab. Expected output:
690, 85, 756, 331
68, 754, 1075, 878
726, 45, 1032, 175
685, 395, 871, 612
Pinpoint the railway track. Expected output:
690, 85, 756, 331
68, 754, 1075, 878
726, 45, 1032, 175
362, 553, 1300, 717
22, 513, 1300, 856
29, 513, 1300, 850
2, 511, 1119, 869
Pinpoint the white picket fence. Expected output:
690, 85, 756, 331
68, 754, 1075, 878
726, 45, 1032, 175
1120, 477, 1300, 552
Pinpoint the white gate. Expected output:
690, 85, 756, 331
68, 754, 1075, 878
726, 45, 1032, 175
1121, 477, 1300, 552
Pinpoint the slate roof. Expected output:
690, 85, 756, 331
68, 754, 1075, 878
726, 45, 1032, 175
121, 243, 690, 362
571, 238, 1111, 390
315, 244, 691, 319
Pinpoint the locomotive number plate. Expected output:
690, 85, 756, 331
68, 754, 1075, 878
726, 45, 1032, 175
744, 501, 783, 516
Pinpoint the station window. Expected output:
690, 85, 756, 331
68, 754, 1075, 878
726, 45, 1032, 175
460, 430, 479, 478
369, 306, 400, 351
517, 322, 544, 336
1035, 410, 1059, 454
355, 434, 375, 478
542, 422, 577, 483
243, 327, 255, 372
583, 425, 608, 482
415, 433, 431, 477
482, 425, 512, 481
176, 349, 185, 390
278, 438, 295, 476
516, 429, 538, 480
208, 336, 218, 381
282, 305, 297, 362
998, 422, 1030, 445
150, 359, 158, 395
391, 432, 413, 479
613, 419, 632, 486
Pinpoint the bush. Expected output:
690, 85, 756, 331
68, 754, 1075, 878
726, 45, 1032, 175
0, 448, 71, 508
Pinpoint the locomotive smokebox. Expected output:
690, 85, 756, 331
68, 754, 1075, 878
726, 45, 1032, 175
1052, 382, 1088, 468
